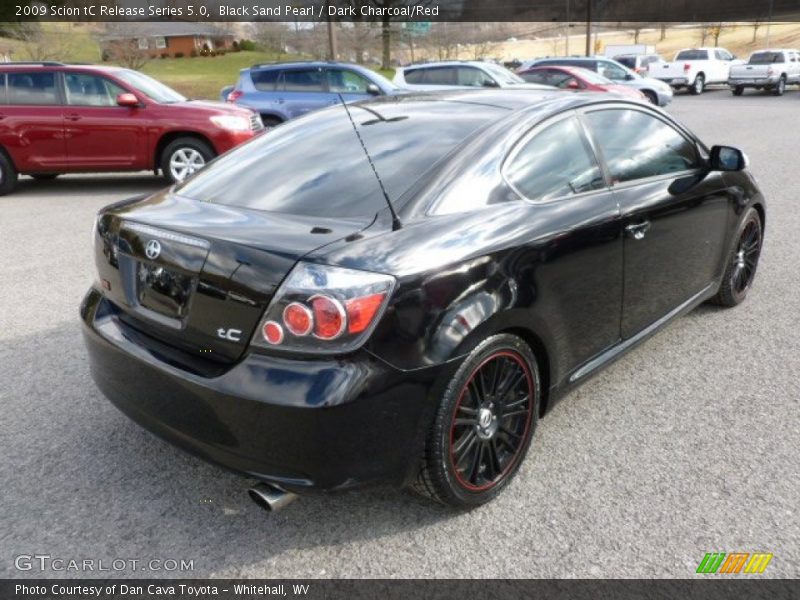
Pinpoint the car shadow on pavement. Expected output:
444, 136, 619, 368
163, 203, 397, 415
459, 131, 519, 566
0, 321, 456, 578
12, 174, 167, 199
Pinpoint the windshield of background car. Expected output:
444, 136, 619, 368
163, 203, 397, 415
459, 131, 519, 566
484, 63, 525, 84
615, 56, 636, 69
675, 49, 709, 60
176, 100, 505, 218
573, 68, 614, 85
749, 52, 784, 64
114, 69, 186, 103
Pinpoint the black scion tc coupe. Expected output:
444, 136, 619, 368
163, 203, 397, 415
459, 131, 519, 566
81, 90, 765, 509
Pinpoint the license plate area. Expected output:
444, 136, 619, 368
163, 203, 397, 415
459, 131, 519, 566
136, 262, 196, 320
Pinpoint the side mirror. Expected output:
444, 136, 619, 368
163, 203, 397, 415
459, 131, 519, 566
625, 73, 635, 80
482, 80, 500, 88
566, 79, 580, 89
710, 145, 748, 171
116, 93, 140, 107
366, 83, 381, 95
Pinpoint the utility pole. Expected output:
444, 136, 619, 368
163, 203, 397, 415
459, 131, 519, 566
765, 0, 774, 46
585, 0, 592, 57
327, 3, 338, 60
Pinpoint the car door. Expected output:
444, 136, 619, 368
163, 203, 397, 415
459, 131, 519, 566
500, 113, 623, 370
597, 60, 630, 84
325, 67, 376, 104
456, 66, 497, 87
582, 106, 733, 338
713, 49, 733, 82
62, 71, 148, 169
277, 67, 329, 118
0, 70, 68, 171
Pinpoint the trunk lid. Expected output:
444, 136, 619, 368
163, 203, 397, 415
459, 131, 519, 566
93, 191, 370, 365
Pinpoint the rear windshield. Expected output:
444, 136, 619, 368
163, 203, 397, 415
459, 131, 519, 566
749, 52, 784, 64
615, 56, 636, 69
176, 100, 504, 218
676, 50, 708, 60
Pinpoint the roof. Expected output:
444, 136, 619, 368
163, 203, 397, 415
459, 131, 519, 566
360, 88, 608, 115
403, 61, 487, 69
100, 22, 233, 41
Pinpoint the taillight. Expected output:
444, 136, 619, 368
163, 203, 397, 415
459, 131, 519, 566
252, 262, 395, 353
683, 63, 691, 72
227, 89, 243, 103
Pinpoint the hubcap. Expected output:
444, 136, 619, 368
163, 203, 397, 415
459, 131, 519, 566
169, 147, 205, 181
731, 220, 761, 296
449, 351, 534, 491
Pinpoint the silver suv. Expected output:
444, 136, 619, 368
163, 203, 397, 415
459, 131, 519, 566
393, 60, 550, 91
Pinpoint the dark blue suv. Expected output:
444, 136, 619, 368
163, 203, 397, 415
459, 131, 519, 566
221, 61, 404, 127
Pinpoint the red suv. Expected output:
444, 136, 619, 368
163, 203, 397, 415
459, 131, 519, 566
0, 62, 263, 195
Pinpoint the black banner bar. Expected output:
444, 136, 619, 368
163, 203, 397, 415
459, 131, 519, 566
4, 0, 800, 22
1, 579, 798, 600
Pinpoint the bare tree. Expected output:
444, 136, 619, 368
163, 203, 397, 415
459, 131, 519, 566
660, 23, 667, 41
751, 20, 761, 43
16, 23, 70, 61
103, 40, 151, 70
253, 22, 290, 56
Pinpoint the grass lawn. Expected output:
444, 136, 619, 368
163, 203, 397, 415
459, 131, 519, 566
142, 51, 295, 100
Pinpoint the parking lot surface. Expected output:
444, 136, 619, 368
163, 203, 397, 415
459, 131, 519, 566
1, 89, 798, 578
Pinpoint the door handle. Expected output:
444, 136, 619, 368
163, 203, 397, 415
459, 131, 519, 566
625, 221, 651, 240
65, 114, 82, 121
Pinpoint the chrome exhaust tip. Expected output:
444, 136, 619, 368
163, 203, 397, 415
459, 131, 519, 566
248, 483, 297, 512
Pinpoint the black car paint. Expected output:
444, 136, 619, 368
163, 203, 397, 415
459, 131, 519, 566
81, 90, 765, 492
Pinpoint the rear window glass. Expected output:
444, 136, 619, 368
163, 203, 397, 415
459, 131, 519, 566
176, 100, 504, 218
749, 52, 784, 64
7, 71, 58, 105
615, 56, 636, 69
676, 50, 708, 60
252, 69, 279, 91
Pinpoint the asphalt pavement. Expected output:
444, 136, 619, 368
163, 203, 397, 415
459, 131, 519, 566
1, 88, 798, 578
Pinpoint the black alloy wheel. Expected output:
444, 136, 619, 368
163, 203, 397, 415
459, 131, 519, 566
413, 334, 539, 507
713, 208, 762, 307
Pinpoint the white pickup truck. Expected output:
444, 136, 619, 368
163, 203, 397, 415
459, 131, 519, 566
653, 47, 742, 94
729, 48, 800, 96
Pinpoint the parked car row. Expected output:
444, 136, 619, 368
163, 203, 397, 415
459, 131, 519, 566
648, 46, 800, 96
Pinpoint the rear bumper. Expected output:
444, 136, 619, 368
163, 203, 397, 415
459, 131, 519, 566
656, 76, 688, 87
729, 76, 780, 88
80, 288, 444, 492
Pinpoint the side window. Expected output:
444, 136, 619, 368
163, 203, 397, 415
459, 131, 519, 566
281, 68, 324, 92
505, 116, 605, 201
64, 73, 126, 106
599, 62, 627, 81
7, 71, 58, 105
252, 69, 279, 91
585, 109, 701, 184
424, 67, 457, 85
457, 67, 494, 87
327, 69, 372, 93
521, 70, 549, 85
404, 69, 424, 84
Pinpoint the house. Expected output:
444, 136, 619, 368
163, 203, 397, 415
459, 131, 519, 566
100, 22, 235, 58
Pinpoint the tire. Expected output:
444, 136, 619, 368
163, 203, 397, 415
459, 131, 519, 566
642, 90, 658, 105
712, 208, 762, 307
160, 137, 214, 183
773, 76, 786, 96
0, 152, 19, 196
31, 173, 59, 180
260, 116, 282, 129
690, 74, 705, 95
732, 86, 744, 96
412, 333, 540, 508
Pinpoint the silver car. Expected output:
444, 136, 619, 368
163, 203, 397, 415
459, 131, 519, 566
519, 56, 674, 106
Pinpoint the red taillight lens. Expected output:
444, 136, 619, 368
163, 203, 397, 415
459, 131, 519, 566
310, 295, 346, 339
252, 262, 395, 354
262, 321, 284, 345
346, 292, 387, 334
283, 302, 313, 336
683, 63, 691, 72
227, 89, 243, 103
